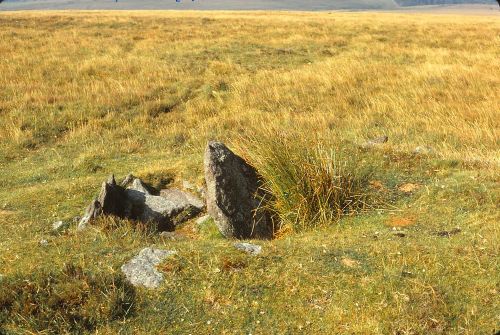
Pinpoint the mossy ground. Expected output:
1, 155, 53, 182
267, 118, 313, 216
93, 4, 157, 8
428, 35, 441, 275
0, 10, 498, 334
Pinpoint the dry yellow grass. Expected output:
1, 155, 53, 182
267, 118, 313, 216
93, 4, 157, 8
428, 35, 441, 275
0, 10, 499, 334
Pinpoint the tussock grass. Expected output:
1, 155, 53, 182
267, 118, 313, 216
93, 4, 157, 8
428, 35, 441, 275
239, 131, 375, 233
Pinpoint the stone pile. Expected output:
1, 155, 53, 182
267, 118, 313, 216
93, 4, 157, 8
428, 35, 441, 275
78, 175, 204, 231
78, 141, 275, 239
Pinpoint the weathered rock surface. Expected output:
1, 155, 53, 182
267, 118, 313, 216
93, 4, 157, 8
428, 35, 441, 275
79, 175, 204, 232
125, 179, 204, 231
234, 242, 262, 255
204, 141, 274, 239
121, 248, 176, 288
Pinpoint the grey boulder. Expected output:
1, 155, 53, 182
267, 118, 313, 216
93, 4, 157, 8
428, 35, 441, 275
121, 248, 176, 288
204, 141, 274, 239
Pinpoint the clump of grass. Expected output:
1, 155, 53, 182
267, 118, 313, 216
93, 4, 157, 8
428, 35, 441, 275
0, 263, 136, 334
238, 131, 374, 233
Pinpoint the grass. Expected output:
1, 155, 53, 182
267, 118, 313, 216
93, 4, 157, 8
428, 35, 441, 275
0, 10, 499, 334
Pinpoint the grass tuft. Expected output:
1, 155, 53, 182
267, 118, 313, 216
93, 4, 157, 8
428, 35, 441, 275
0, 264, 136, 334
239, 131, 375, 233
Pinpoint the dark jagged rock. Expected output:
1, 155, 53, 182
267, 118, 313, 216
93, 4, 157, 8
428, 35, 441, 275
204, 141, 274, 239
98, 175, 127, 218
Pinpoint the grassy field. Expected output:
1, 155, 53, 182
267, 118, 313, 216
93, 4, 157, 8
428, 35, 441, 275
0, 10, 499, 334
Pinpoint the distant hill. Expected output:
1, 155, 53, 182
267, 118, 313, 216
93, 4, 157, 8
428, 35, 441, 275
395, 0, 496, 5
0, 0, 497, 10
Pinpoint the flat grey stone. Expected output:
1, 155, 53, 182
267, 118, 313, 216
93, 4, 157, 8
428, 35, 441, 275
52, 220, 69, 233
234, 242, 262, 255
121, 247, 176, 288
125, 180, 204, 231
160, 188, 205, 210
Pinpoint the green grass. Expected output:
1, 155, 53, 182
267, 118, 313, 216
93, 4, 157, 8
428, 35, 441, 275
0, 10, 498, 334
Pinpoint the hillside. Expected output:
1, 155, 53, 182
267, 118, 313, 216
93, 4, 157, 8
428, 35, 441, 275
0, 0, 498, 11
396, 0, 495, 6
0, 10, 499, 334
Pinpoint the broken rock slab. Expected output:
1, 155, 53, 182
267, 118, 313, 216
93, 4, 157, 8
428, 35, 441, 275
78, 175, 204, 232
121, 248, 176, 288
125, 178, 204, 231
204, 141, 274, 239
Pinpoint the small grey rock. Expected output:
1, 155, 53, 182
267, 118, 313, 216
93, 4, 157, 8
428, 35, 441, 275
52, 220, 70, 234
78, 199, 101, 230
121, 248, 176, 288
78, 176, 127, 230
413, 146, 433, 155
39, 239, 49, 246
234, 242, 262, 255
128, 178, 152, 195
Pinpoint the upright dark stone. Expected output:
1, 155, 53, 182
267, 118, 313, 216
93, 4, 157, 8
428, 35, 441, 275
78, 175, 126, 230
204, 141, 274, 239
98, 175, 127, 217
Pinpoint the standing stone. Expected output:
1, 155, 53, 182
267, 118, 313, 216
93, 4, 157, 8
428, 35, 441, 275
99, 175, 127, 217
204, 141, 274, 239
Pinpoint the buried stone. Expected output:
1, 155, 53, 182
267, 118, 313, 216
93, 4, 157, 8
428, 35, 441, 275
121, 248, 177, 288
204, 141, 274, 239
